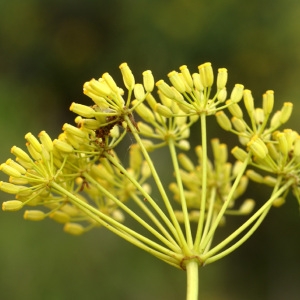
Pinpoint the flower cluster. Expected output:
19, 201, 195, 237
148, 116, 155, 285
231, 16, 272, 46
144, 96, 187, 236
0, 125, 150, 235
156, 63, 244, 117
170, 139, 255, 223
0, 62, 298, 274
215, 90, 300, 206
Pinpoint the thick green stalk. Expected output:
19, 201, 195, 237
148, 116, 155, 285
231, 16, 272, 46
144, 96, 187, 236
185, 259, 199, 300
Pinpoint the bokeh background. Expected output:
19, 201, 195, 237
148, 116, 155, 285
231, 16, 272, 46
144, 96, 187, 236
0, 0, 299, 299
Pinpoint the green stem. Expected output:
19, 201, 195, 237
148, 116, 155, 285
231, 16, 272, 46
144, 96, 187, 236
130, 192, 179, 248
50, 181, 183, 266
185, 259, 199, 300
199, 187, 217, 251
125, 115, 190, 254
201, 177, 294, 261
103, 152, 181, 249
199, 154, 250, 252
168, 139, 193, 248
204, 204, 270, 264
194, 114, 208, 250
83, 171, 181, 253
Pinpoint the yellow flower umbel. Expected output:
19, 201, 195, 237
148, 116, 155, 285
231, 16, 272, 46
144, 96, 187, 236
0, 127, 149, 234
1, 62, 299, 300
155, 63, 243, 117
70, 63, 154, 151
170, 139, 254, 224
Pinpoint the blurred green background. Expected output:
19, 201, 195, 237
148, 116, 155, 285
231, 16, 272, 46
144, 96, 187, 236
0, 0, 299, 299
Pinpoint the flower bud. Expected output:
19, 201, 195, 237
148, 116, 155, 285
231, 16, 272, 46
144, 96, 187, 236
168, 71, 186, 93
217, 68, 228, 89
134, 84, 146, 101
157, 91, 172, 109
78, 118, 101, 130
102, 72, 119, 93
156, 80, 175, 99
6, 159, 26, 175
226, 100, 243, 119
64, 223, 85, 235
25, 132, 42, 153
38, 131, 53, 152
178, 153, 194, 172
177, 140, 190, 151
50, 211, 71, 223
247, 136, 268, 159
284, 129, 297, 149
272, 197, 285, 207
26, 142, 41, 160
263, 90, 274, 115
231, 146, 248, 162
213, 141, 228, 164
231, 117, 246, 132
216, 111, 232, 131
89, 94, 110, 109
246, 169, 264, 183
217, 88, 227, 102
277, 132, 288, 156
0, 164, 22, 178
110, 125, 120, 138
11, 146, 32, 163
155, 103, 173, 118
111, 209, 125, 223
119, 62, 135, 90
192, 73, 203, 91
230, 84, 244, 103
24, 210, 46, 221
263, 176, 277, 186
9, 177, 29, 185
280, 102, 293, 124
137, 122, 154, 135
0, 181, 23, 194
63, 124, 86, 139
179, 65, 193, 89
243, 89, 254, 114
198, 62, 214, 87
70, 103, 95, 118
53, 139, 74, 153
266, 142, 279, 160
132, 100, 155, 122
60, 204, 79, 217
85, 78, 112, 97
142, 70, 155, 92
239, 199, 255, 214
270, 111, 282, 128
234, 176, 248, 198
63, 132, 81, 149
232, 161, 244, 176
254, 108, 264, 125
145, 93, 158, 110
2, 200, 23, 211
